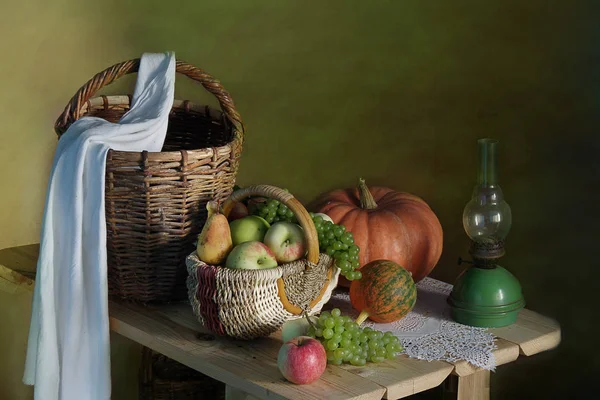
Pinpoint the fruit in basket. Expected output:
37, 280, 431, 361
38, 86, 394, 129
307, 308, 403, 365
228, 201, 249, 222
247, 197, 267, 215
310, 213, 363, 282
252, 198, 298, 224
263, 222, 307, 263
225, 241, 278, 270
196, 201, 233, 265
229, 215, 271, 246
313, 212, 333, 224
247, 191, 362, 279
277, 336, 327, 385
311, 177, 443, 285
231, 185, 267, 214
351, 260, 417, 324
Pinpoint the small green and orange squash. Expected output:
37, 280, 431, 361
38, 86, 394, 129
351, 260, 417, 324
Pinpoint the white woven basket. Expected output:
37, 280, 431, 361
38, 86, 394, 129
186, 185, 340, 339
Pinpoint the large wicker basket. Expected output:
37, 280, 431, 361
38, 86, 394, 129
54, 59, 244, 303
187, 185, 340, 339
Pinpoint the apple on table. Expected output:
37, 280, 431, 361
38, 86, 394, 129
278, 336, 327, 385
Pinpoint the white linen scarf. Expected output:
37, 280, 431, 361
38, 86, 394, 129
23, 52, 176, 400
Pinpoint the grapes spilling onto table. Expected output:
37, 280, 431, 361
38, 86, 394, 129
308, 308, 403, 366
251, 198, 362, 281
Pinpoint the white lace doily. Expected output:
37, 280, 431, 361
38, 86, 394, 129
325, 278, 497, 370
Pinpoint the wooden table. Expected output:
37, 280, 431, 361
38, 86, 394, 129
1, 244, 561, 400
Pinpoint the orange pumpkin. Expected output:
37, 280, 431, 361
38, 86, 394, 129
312, 178, 443, 285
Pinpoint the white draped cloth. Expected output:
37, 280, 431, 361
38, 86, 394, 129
23, 52, 176, 400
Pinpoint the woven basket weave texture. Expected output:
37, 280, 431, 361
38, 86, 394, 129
187, 252, 337, 339
186, 184, 340, 339
54, 59, 244, 303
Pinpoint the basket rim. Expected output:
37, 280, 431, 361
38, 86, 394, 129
187, 250, 337, 317
80, 95, 240, 157
54, 58, 245, 166
187, 251, 333, 278
81, 95, 227, 119
54, 58, 244, 136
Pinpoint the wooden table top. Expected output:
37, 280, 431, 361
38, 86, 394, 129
1, 243, 561, 400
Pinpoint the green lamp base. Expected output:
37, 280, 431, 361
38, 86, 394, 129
448, 265, 525, 328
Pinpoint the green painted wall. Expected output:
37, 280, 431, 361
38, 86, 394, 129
1, 0, 598, 398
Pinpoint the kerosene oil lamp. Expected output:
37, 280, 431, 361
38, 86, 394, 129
448, 138, 525, 327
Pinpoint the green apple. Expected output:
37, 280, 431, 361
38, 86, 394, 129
229, 215, 271, 246
264, 222, 307, 263
225, 241, 278, 270
281, 316, 318, 343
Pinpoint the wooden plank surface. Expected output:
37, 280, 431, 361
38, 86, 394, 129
490, 309, 561, 356
0, 243, 38, 294
156, 303, 455, 400
443, 370, 490, 400
342, 355, 453, 399
110, 301, 386, 400
0, 243, 562, 399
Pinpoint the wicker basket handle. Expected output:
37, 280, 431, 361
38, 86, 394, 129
221, 185, 320, 265
54, 58, 244, 138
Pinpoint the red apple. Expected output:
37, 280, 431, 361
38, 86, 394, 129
247, 197, 267, 214
225, 241, 278, 270
228, 202, 249, 222
277, 336, 326, 385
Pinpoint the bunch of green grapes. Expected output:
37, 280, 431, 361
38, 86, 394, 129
310, 213, 362, 281
307, 308, 403, 366
253, 199, 298, 224
251, 199, 361, 280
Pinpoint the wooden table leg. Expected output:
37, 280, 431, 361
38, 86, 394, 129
442, 370, 490, 400
225, 385, 261, 400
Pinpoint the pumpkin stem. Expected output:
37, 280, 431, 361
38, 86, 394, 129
355, 310, 370, 325
358, 178, 378, 210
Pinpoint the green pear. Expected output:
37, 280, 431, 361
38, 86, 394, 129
196, 201, 233, 265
